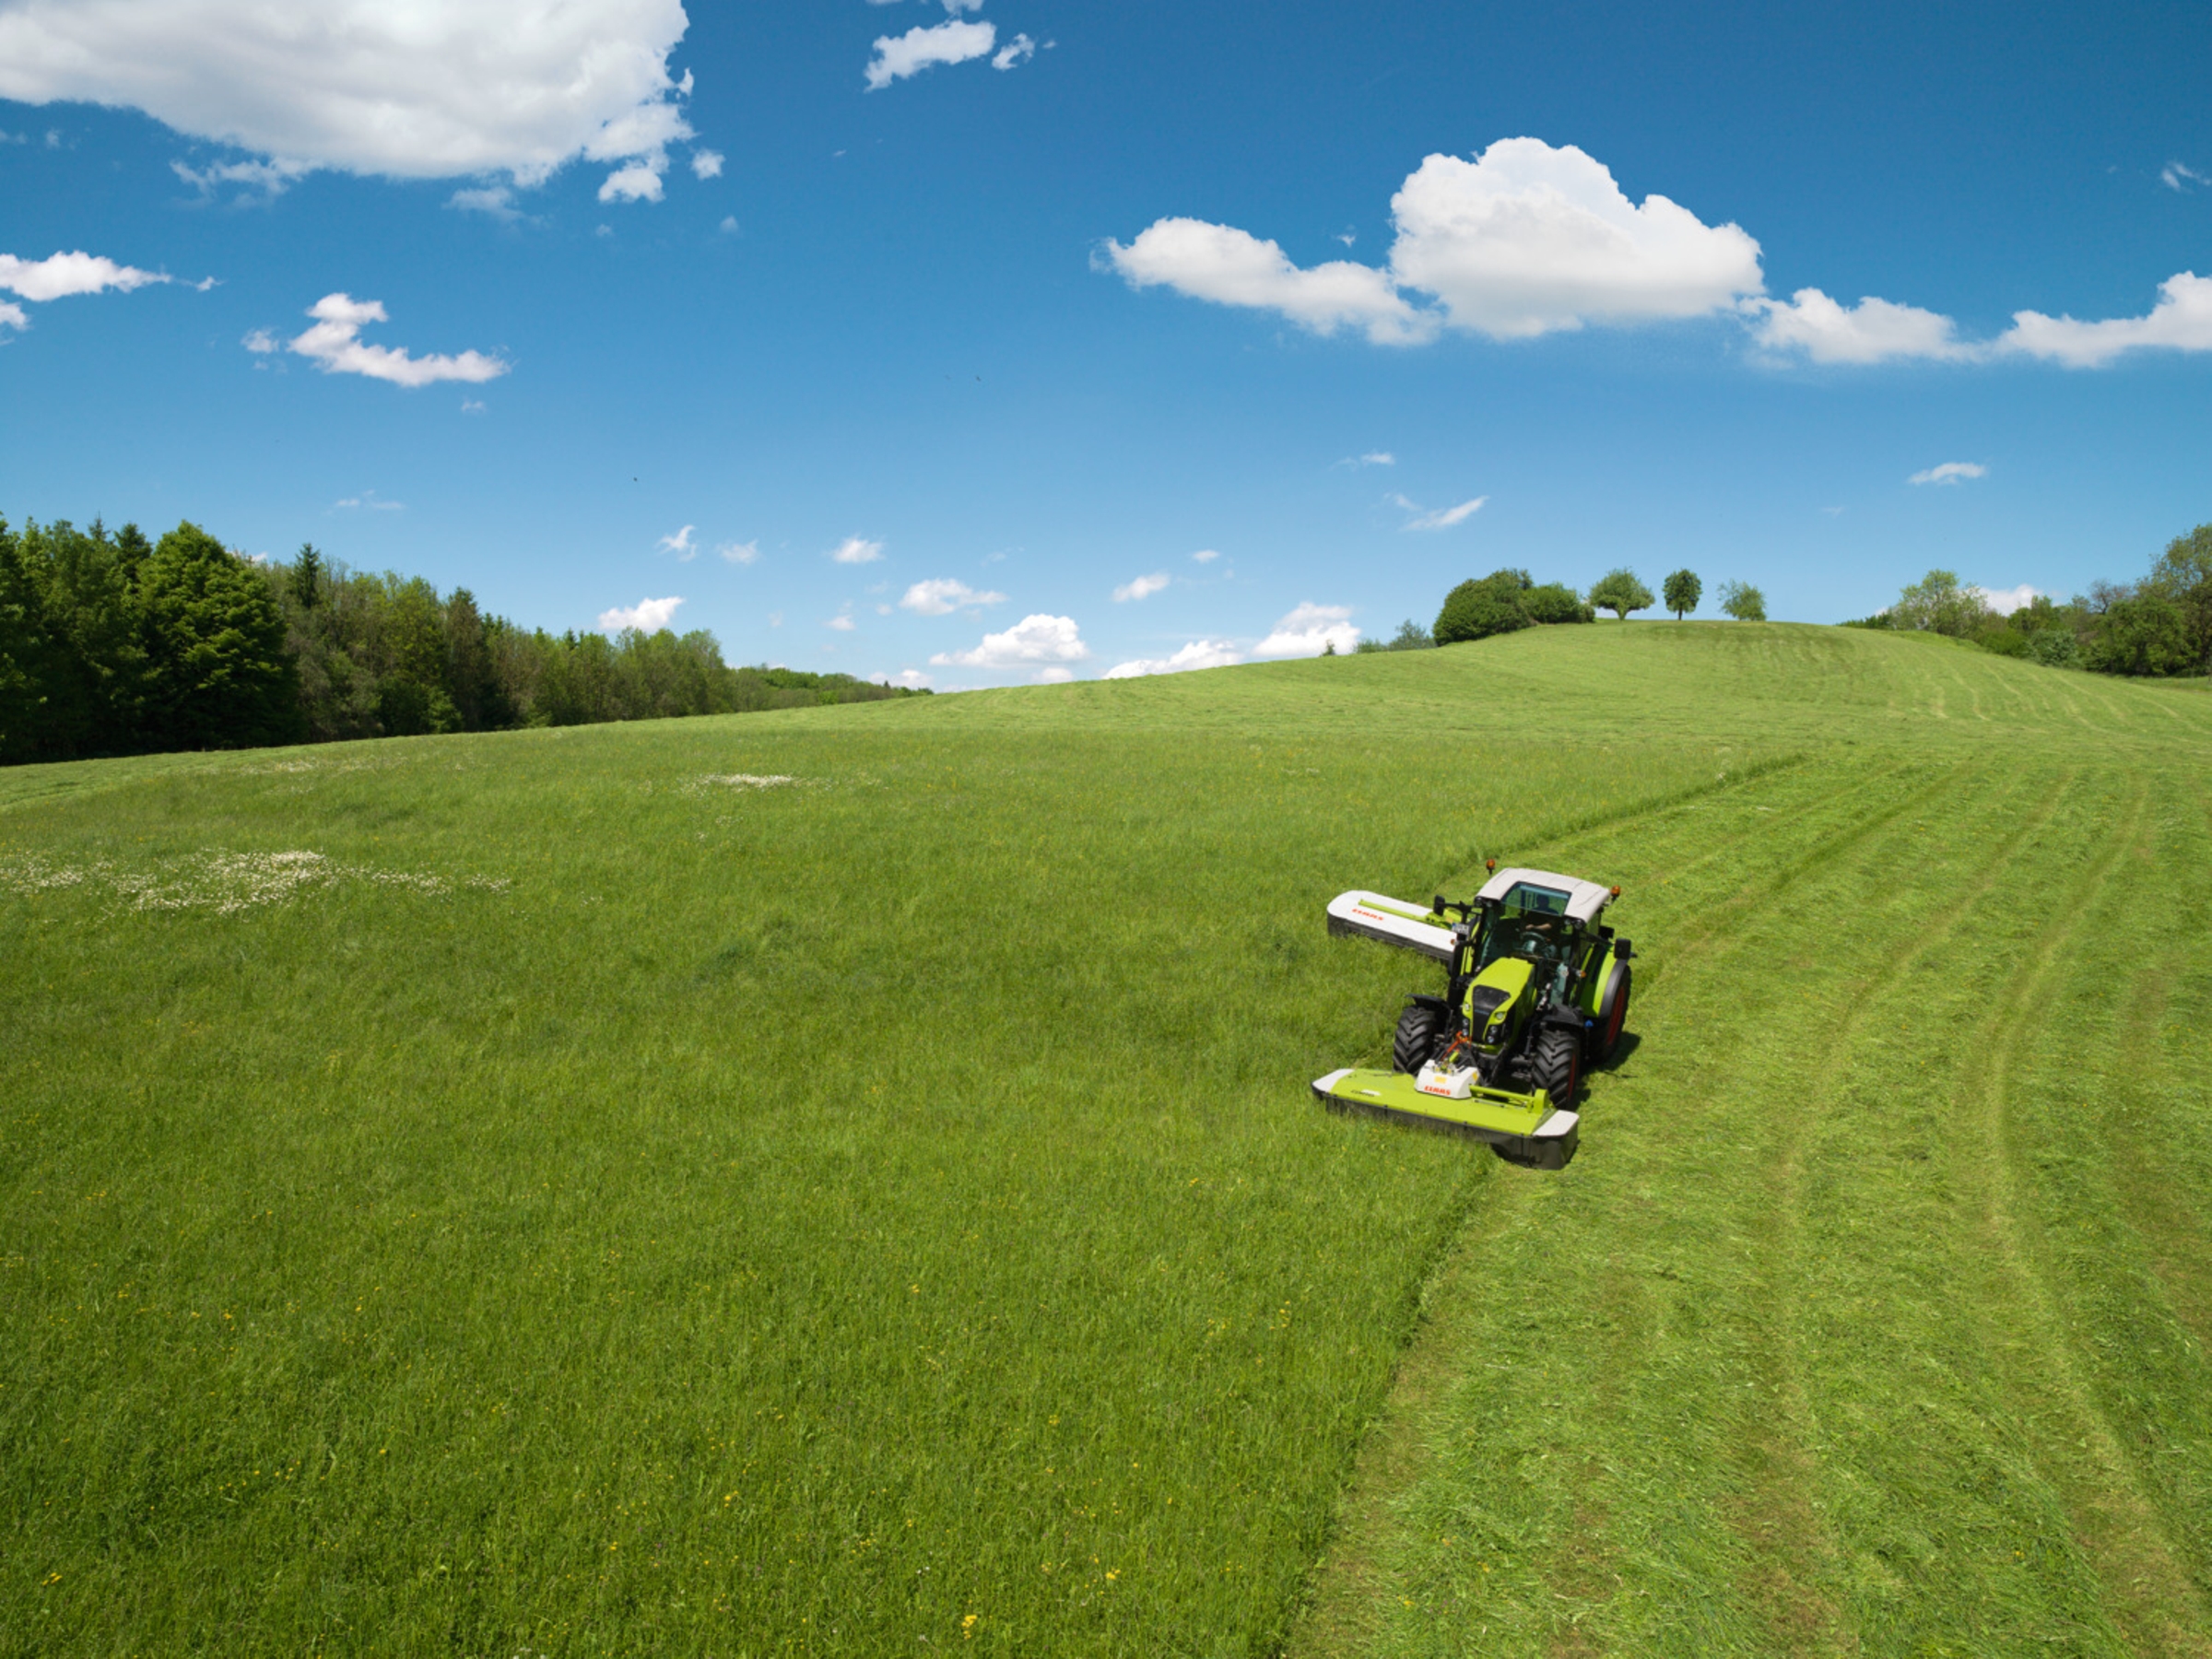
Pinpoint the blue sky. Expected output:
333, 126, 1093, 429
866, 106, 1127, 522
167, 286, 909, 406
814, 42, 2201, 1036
2, 0, 2207, 685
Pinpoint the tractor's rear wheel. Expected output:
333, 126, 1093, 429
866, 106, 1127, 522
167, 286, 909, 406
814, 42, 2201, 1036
1393, 1004, 1447, 1073
1530, 1025, 1581, 1108
1588, 962, 1632, 1064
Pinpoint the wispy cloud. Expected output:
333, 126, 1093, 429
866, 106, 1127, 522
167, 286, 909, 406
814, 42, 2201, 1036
1340, 451, 1394, 467
719, 539, 759, 565
900, 578, 1006, 615
241, 327, 278, 353
1112, 572, 1170, 602
657, 524, 697, 559
2162, 161, 2207, 193
992, 33, 1035, 70
334, 489, 403, 511
1190, 547, 1220, 564
829, 535, 885, 564
1394, 492, 1487, 531
172, 157, 307, 200
1908, 461, 1986, 486
448, 185, 526, 223
599, 595, 684, 632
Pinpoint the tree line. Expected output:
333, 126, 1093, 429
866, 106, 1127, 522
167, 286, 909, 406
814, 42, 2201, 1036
1844, 524, 2212, 677
1375, 522, 2212, 682
1348, 565, 1765, 653
0, 516, 925, 766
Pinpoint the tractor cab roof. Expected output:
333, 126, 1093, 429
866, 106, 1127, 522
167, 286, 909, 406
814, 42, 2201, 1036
1475, 866, 1616, 924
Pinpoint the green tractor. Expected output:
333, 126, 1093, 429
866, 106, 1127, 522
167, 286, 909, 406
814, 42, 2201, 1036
1312, 864, 1635, 1170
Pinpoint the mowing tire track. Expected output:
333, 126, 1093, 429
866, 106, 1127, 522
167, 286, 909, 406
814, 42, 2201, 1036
1288, 755, 2057, 1657
1951, 776, 2212, 1654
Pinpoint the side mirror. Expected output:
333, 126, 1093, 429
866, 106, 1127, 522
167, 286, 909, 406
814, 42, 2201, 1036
1615, 938, 1634, 959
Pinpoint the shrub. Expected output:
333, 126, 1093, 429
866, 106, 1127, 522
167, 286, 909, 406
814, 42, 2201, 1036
1434, 570, 1534, 645
1524, 583, 1594, 625
1386, 618, 1434, 650
1719, 580, 1767, 622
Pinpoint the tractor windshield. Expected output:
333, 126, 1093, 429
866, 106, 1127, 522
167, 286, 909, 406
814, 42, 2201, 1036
1477, 881, 1577, 969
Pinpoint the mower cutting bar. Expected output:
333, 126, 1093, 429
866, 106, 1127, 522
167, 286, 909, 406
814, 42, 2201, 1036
1312, 1067, 1581, 1170
1325, 890, 1456, 964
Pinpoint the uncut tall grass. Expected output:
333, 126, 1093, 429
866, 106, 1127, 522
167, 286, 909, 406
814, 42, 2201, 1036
2, 663, 1744, 1656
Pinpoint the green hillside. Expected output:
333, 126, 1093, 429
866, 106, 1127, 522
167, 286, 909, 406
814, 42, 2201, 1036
4, 624, 2208, 1656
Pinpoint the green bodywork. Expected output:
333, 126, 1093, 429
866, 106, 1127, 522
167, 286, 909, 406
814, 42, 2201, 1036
1319, 1068, 1556, 1135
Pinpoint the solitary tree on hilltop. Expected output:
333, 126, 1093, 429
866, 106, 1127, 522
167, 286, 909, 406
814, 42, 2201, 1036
1719, 580, 1768, 622
1663, 568, 1701, 619
1588, 568, 1654, 619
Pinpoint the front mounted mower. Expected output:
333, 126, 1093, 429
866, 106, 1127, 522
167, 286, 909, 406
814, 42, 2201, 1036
1312, 865, 1635, 1170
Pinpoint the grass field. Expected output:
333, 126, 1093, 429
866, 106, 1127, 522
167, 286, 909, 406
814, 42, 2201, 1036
5, 623, 2209, 1656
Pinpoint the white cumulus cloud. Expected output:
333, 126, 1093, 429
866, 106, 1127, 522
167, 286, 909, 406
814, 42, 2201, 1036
992, 32, 1034, 70
283, 293, 508, 387
0, 0, 701, 203
865, 18, 994, 89
829, 535, 885, 564
1973, 583, 2041, 615
1394, 493, 1488, 531
599, 594, 684, 632
0, 249, 168, 301
1190, 547, 1220, 563
1253, 602, 1359, 658
930, 613, 1088, 669
1103, 639, 1242, 678
690, 147, 723, 180
658, 524, 697, 559
1105, 137, 1761, 345
1102, 217, 1435, 346
827, 613, 857, 631
873, 668, 934, 690
1909, 462, 1986, 486
1746, 288, 1975, 364
1998, 272, 2212, 368
1035, 665, 1074, 684
0, 300, 27, 331
899, 578, 1005, 615
1386, 140, 1763, 337
1112, 572, 1170, 602
598, 162, 665, 203
718, 539, 759, 565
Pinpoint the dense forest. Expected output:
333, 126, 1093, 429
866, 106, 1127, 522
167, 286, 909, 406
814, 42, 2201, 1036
0, 517, 924, 766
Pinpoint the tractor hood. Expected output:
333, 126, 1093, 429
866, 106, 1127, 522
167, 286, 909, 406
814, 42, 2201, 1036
1463, 956, 1535, 1042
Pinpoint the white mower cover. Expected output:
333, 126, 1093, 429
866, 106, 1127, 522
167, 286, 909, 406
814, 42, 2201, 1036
1325, 891, 1455, 964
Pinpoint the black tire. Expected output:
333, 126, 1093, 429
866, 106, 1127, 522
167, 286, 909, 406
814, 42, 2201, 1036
1393, 1004, 1447, 1073
1529, 1024, 1581, 1108
1587, 962, 1632, 1065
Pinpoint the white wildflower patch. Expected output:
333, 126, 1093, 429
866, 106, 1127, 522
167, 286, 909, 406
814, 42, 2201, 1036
683, 772, 800, 794
0, 849, 509, 914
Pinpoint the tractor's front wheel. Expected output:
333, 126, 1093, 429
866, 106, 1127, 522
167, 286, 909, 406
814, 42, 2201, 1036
1393, 1004, 1447, 1073
1530, 1025, 1581, 1108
